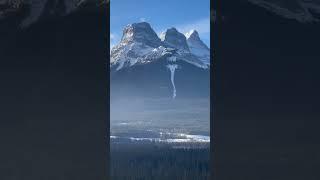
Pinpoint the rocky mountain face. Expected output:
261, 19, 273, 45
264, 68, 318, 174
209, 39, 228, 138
110, 22, 210, 99
163, 27, 190, 51
110, 22, 209, 70
186, 30, 210, 65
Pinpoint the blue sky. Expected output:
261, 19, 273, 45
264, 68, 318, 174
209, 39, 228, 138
110, 0, 210, 48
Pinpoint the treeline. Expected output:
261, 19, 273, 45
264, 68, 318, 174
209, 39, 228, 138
110, 142, 210, 180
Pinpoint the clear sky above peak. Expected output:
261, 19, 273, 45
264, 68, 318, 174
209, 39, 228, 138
110, 0, 210, 48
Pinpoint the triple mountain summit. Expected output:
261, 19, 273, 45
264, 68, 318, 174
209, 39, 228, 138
110, 22, 210, 71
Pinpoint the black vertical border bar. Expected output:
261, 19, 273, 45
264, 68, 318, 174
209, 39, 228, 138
210, 0, 214, 178
106, 0, 111, 179
211, 0, 217, 178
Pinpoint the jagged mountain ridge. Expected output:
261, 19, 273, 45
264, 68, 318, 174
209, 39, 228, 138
186, 30, 210, 65
110, 22, 210, 71
110, 22, 210, 99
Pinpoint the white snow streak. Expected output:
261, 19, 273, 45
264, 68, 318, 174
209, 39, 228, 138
167, 64, 178, 99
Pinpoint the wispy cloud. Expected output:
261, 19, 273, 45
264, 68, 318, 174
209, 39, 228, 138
176, 17, 210, 35
110, 33, 119, 49
157, 17, 210, 38
110, 33, 115, 40
139, 17, 146, 22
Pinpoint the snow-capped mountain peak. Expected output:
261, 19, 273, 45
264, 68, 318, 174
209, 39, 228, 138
111, 22, 170, 70
163, 27, 190, 51
121, 22, 161, 47
185, 30, 199, 40
111, 22, 210, 99
186, 30, 210, 65
110, 22, 209, 71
